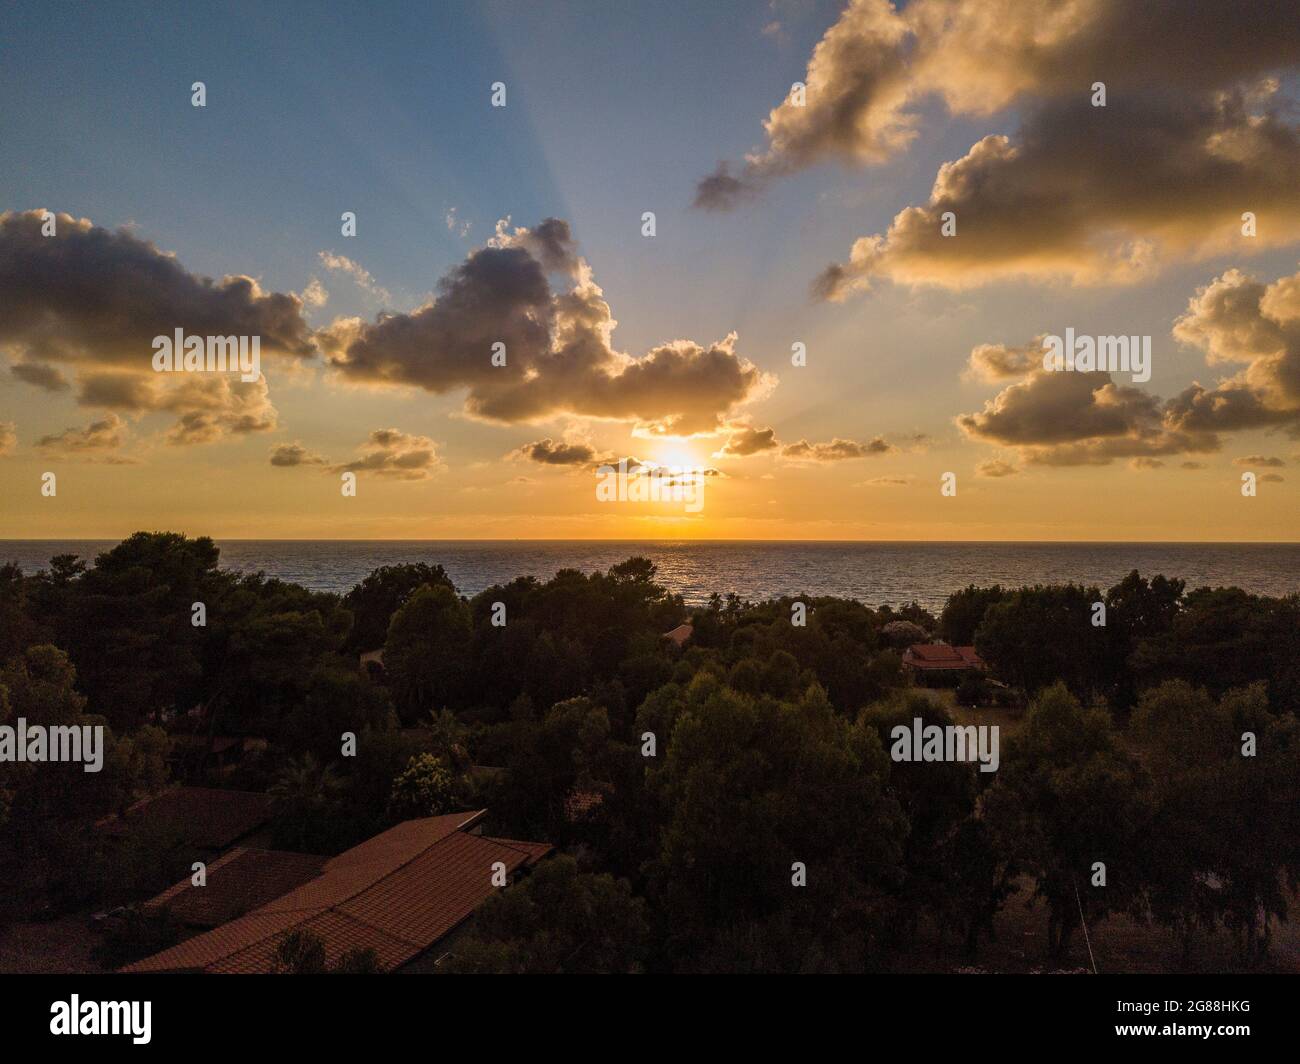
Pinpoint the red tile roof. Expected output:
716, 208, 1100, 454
121, 810, 552, 973
564, 788, 606, 822
144, 847, 328, 927
99, 787, 274, 850
662, 622, 693, 648
902, 644, 985, 670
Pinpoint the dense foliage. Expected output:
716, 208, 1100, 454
1, 533, 1296, 971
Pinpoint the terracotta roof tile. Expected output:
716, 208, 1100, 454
102, 787, 273, 849
121, 810, 550, 974
144, 847, 328, 927
903, 644, 985, 670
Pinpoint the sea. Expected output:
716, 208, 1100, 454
2, 540, 1297, 613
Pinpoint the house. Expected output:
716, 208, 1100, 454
901, 644, 985, 686
662, 622, 693, 648
143, 848, 329, 929
121, 810, 550, 973
563, 787, 606, 823
97, 786, 276, 854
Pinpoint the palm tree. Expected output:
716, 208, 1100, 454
269, 753, 346, 850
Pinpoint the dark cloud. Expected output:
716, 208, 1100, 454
700, 0, 1300, 221
817, 90, 1300, 296
694, 162, 763, 211
0, 210, 315, 443
35, 413, 134, 462
958, 265, 1300, 465
975, 459, 1018, 478
0, 210, 315, 366
10, 361, 70, 391
782, 435, 892, 460
715, 423, 779, 457
512, 437, 603, 467
321, 219, 769, 435
0, 422, 16, 457
328, 429, 441, 481
1234, 454, 1286, 467
957, 368, 1214, 466
270, 442, 328, 467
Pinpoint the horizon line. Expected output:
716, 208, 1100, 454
3, 536, 1298, 547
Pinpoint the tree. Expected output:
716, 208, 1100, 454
269, 753, 347, 852
1100, 571, 1183, 712
53, 533, 224, 729
984, 683, 1148, 959
939, 585, 1006, 646
442, 856, 649, 973
1128, 680, 1235, 961
976, 584, 1105, 699
647, 679, 905, 971
343, 563, 455, 653
282, 664, 397, 763
880, 620, 927, 649
1132, 587, 1299, 711
384, 584, 471, 722
273, 929, 327, 973
386, 753, 455, 821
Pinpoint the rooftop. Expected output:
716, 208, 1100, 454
122, 810, 551, 973
98, 786, 274, 850
902, 644, 985, 670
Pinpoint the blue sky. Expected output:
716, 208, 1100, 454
1, 1, 1297, 540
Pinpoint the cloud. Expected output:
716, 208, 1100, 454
74, 371, 279, 445
318, 251, 392, 304
975, 459, 1018, 478
511, 437, 603, 467
300, 277, 329, 308
328, 428, 441, 481
1259, 472, 1285, 482
270, 441, 328, 467
1234, 454, 1286, 467
781, 435, 892, 460
1170, 267, 1300, 423
815, 90, 1300, 296
692, 1, 1300, 292
702, 0, 1300, 211
10, 361, 70, 391
957, 368, 1211, 466
1181, 461, 1207, 470
1130, 457, 1165, 470
964, 340, 1042, 382
861, 474, 911, 486
715, 422, 780, 457
0, 210, 315, 443
445, 208, 471, 238
0, 422, 15, 457
0, 211, 315, 366
957, 266, 1300, 465
321, 218, 771, 435
35, 413, 135, 462
694, 162, 764, 211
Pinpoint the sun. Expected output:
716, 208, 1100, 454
651, 442, 702, 470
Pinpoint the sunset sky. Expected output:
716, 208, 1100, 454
1, 0, 1297, 540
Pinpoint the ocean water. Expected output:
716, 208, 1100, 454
2, 540, 1297, 613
